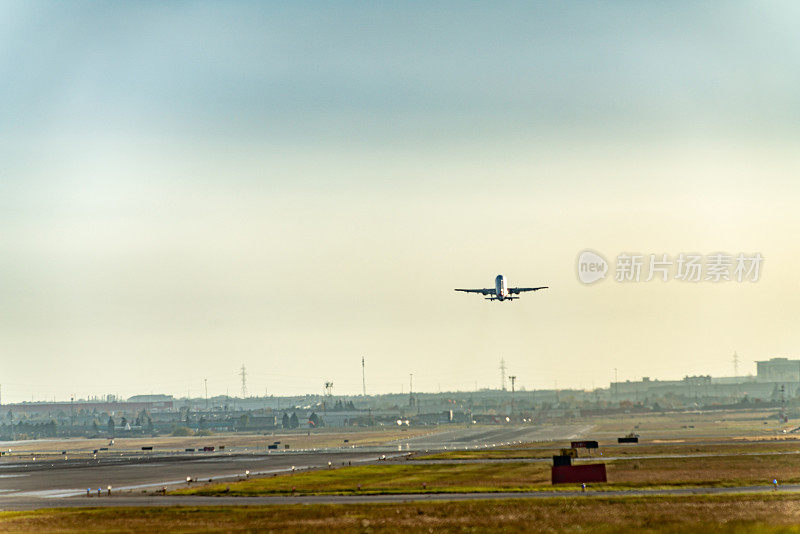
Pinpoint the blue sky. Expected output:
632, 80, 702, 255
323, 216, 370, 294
2, 2, 800, 401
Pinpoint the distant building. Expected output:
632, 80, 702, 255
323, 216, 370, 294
3, 399, 173, 416
608, 374, 758, 401
127, 394, 174, 403
756, 358, 800, 382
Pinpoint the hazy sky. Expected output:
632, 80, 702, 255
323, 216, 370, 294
2, 3, 800, 402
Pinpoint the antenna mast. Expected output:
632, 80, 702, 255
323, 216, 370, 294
240, 364, 247, 398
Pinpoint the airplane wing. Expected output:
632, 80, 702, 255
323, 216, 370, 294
454, 288, 495, 295
509, 286, 548, 294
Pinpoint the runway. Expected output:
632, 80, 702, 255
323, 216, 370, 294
0, 451, 384, 499
0, 424, 592, 509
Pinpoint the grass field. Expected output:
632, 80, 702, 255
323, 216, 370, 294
173, 449, 800, 496
6, 495, 800, 533
174, 463, 551, 495
588, 410, 793, 439
605, 452, 800, 487
417, 437, 800, 460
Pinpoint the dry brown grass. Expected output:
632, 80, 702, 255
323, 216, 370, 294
588, 410, 792, 439
6, 495, 800, 533
608, 453, 800, 487
419, 436, 800, 461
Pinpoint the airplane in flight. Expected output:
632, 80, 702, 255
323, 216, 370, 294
455, 274, 548, 301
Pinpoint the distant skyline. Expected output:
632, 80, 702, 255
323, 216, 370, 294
2, 3, 800, 403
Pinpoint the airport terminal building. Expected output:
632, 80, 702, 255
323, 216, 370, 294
756, 358, 800, 382
608, 357, 800, 403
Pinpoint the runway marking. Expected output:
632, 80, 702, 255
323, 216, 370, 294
8, 489, 88, 499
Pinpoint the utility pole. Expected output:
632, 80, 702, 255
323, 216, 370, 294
500, 358, 507, 391
324, 381, 333, 413
781, 384, 788, 423
204, 379, 208, 411
509, 376, 517, 416
409, 373, 414, 407
362, 356, 366, 397
240, 364, 247, 398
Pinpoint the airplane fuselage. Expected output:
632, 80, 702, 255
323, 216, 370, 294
495, 274, 509, 301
